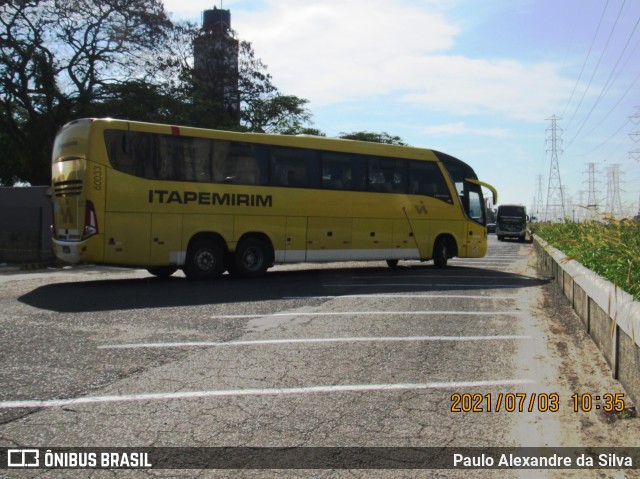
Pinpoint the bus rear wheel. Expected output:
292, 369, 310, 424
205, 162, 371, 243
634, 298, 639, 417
183, 238, 224, 280
233, 237, 272, 278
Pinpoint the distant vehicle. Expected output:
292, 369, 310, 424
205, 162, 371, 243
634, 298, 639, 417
487, 223, 496, 233
496, 204, 528, 242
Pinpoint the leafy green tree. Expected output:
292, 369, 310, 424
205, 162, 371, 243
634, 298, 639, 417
339, 131, 408, 145
0, 1, 315, 185
242, 95, 312, 134
0, 0, 172, 185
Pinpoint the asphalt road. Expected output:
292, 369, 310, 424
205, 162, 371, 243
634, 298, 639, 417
0, 236, 637, 478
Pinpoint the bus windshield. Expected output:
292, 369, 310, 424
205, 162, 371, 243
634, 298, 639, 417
435, 151, 486, 226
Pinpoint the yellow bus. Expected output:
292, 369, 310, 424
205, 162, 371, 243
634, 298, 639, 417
51, 118, 497, 279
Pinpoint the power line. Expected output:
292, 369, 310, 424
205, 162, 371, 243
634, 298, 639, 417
564, 0, 627, 148
574, 118, 629, 157
561, 0, 611, 119
578, 14, 640, 138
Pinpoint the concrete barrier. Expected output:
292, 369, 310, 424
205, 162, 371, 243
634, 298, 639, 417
533, 234, 640, 406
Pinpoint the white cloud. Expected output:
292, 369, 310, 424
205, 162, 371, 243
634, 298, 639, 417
397, 56, 573, 121
420, 122, 510, 138
162, 0, 206, 21
163, 0, 574, 122
224, 0, 573, 121
234, 0, 458, 103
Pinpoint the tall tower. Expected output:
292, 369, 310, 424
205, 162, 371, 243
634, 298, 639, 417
604, 164, 623, 218
584, 162, 599, 219
629, 106, 640, 160
532, 174, 544, 221
544, 116, 566, 221
193, 7, 240, 126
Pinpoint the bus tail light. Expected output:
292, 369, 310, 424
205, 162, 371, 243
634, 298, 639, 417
82, 200, 99, 239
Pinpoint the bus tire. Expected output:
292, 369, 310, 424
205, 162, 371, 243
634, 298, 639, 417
386, 259, 399, 268
234, 237, 272, 278
183, 238, 224, 280
147, 267, 177, 278
433, 237, 449, 268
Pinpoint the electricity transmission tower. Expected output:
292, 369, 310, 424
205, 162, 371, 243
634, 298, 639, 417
604, 164, 623, 218
630, 107, 640, 161
544, 116, 566, 221
531, 174, 544, 221
583, 162, 599, 220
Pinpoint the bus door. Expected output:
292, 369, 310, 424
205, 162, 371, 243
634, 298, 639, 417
461, 182, 487, 258
150, 214, 183, 265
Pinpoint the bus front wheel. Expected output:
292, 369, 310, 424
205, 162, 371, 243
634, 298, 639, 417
233, 237, 272, 278
183, 238, 224, 280
433, 237, 449, 268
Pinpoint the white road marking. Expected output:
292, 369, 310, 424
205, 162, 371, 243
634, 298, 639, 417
99, 335, 531, 350
0, 379, 535, 409
350, 275, 534, 280
326, 283, 531, 288
283, 294, 515, 300
209, 311, 525, 319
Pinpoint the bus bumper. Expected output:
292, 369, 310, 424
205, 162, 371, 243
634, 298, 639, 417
52, 236, 103, 264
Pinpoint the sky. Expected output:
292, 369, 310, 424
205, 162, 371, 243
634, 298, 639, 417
162, 0, 640, 217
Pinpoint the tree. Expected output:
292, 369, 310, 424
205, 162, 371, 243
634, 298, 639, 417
339, 131, 408, 145
0, 0, 173, 185
0, 2, 315, 185
242, 95, 312, 134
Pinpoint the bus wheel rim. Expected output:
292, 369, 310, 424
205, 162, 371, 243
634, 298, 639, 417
243, 247, 262, 271
196, 250, 215, 272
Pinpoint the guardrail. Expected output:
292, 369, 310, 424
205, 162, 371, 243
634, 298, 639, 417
532, 234, 640, 406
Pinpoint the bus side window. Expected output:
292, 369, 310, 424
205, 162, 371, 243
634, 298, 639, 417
409, 161, 453, 203
368, 157, 407, 193
132, 132, 155, 179
189, 138, 226, 183
223, 142, 265, 185
322, 152, 352, 190
270, 147, 316, 188
105, 130, 136, 176
367, 157, 387, 192
160, 135, 185, 181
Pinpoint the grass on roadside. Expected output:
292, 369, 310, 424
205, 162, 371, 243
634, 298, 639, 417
532, 218, 640, 302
